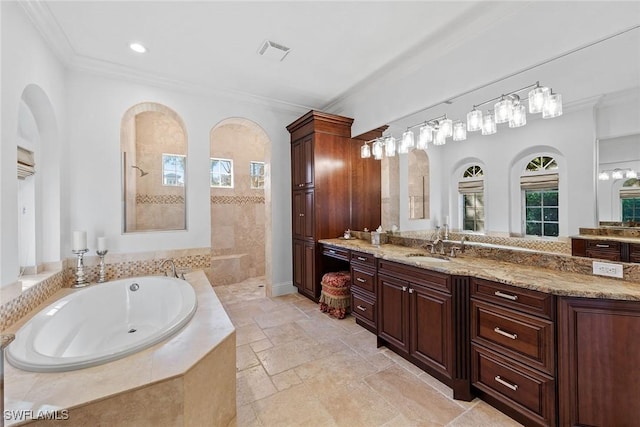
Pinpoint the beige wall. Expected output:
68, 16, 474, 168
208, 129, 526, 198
210, 122, 266, 285
408, 150, 430, 220
382, 156, 400, 230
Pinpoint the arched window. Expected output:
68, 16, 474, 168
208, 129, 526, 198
459, 165, 484, 232
620, 178, 640, 222
521, 156, 559, 237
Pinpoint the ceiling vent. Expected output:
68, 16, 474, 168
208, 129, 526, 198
258, 40, 291, 62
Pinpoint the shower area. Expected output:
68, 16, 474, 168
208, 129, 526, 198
209, 119, 268, 286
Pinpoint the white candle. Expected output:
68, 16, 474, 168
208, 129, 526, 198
73, 231, 87, 251
445, 215, 450, 225
97, 237, 107, 252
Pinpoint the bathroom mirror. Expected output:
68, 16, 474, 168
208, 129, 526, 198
121, 103, 187, 233
382, 27, 639, 236
597, 133, 640, 225
408, 150, 429, 220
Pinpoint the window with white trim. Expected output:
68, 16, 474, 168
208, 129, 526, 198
621, 178, 640, 222
459, 165, 484, 232
162, 154, 185, 186
522, 156, 559, 237
210, 158, 233, 188
250, 161, 265, 189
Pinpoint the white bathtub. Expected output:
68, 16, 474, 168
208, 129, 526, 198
6, 276, 197, 373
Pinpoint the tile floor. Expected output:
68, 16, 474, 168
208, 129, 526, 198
217, 277, 523, 427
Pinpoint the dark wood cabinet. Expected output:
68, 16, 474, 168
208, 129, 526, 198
571, 237, 640, 263
287, 111, 383, 301
293, 240, 315, 297
471, 278, 556, 427
377, 260, 471, 401
558, 297, 640, 427
350, 250, 377, 333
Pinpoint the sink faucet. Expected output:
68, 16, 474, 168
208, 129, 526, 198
160, 259, 178, 278
449, 236, 469, 258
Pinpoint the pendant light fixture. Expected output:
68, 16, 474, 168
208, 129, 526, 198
494, 96, 514, 124
481, 111, 497, 135
466, 109, 483, 132
542, 91, 563, 119
417, 123, 432, 149
385, 136, 397, 157
528, 83, 550, 114
402, 129, 415, 149
452, 121, 467, 141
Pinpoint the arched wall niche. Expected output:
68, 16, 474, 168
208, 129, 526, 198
209, 117, 272, 295
120, 102, 188, 233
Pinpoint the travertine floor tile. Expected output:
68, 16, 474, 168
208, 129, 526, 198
216, 279, 523, 427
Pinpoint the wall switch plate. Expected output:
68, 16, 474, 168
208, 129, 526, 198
592, 261, 624, 278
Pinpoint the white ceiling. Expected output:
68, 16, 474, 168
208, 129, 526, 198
19, 1, 640, 124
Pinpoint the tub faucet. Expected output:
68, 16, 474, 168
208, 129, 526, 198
160, 259, 178, 278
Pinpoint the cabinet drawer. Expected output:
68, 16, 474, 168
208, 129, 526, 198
378, 259, 451, 294
351, 266, 376, 294
471, 278, 554, 320
352, 292, 375, 323
322, 245, 350, 261
350, 250, 376, 267
472, 346, 556, 426
585, 240, 622, 261
472, 301, 554, 374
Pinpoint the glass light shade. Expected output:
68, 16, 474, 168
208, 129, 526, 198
418, 124, 433, 149
467, 109, 483, 132
494, 98, 513, 124
452, 121, 467, 141
542, 93, 563, 118
612, 170, 624, 180
402, 130, 415, 149
481, 112, 497, 135
528, 86, 550, 114
433, 127, 447, 146
598, 171, 610, 181
385, 136, 396, 157
626, 170, 638, 179
360, 143, 371, 159
509, 103, 527, 128
372, 140, 384, 160
440, 119, 453, 138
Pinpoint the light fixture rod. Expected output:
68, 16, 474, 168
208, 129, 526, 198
472, 81, 540, 109
405, 114, 447, 131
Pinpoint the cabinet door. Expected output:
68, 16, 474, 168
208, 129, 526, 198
292, 189, 314, 240
558, 297, 640, 426
302, 242, 316, 296
292, 137, 314, 189
409, 284, 453, 379
378, 273, 409, 353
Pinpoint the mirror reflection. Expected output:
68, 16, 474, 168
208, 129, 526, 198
121, 103, 187, 232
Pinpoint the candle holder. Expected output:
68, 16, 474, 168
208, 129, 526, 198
96, 250, 108, 283
72, 249, 90, 288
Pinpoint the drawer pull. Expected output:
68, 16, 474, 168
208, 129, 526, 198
494, 327, 518, 340
356, 305, 367, 312
299, 213, 305, 217
402, 286, 408, 292
356, 277, 367, 283
357, 256, 367, 261
595, 244, 610, 248
298, 184, 304, 187
329, 250, 336, 254
494, 291, 518, 301
494, 375, 518, 391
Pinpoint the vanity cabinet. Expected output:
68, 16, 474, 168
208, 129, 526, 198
377, 259, 472, 400
558, 297, 640, 427
571, 237, 637, 262
470, 278, 556, 427
293, 240, 316, 297
350, 250, 377, 333
288, 111, 384, 301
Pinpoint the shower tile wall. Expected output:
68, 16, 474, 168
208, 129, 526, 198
210, 123, 266, 286
133, 111, 186, 231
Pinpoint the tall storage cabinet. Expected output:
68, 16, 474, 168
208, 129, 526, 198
287, 111, 382, 301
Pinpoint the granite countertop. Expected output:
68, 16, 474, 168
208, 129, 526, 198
1, 333, 15, 350
571, 234, 640, 244
320, 238, 640, 301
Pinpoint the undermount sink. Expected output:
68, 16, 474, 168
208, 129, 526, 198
405, 253, 450, 263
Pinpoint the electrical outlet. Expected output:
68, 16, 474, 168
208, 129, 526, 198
592, 261, 623, 278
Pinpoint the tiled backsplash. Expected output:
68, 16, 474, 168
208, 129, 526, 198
0, 248, 211, 333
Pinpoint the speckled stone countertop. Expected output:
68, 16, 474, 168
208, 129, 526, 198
571, 234, 640, 243
1, 333, 15, 350
320, 238, 640, 301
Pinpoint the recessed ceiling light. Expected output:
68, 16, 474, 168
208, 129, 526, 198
129, 42, 147, 53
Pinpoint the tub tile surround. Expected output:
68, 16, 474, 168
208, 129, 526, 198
3, 271, 236, 426
0, 248, 211, 333
322, 236, 640, 300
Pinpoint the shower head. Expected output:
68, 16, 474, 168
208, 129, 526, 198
131, 165, 149, 177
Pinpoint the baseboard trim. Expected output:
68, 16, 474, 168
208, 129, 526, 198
271, 281, 296, 297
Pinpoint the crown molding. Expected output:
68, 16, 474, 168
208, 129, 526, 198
18, 0, 313, 118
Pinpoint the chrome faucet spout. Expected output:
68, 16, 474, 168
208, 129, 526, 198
160, 259, 178, 278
